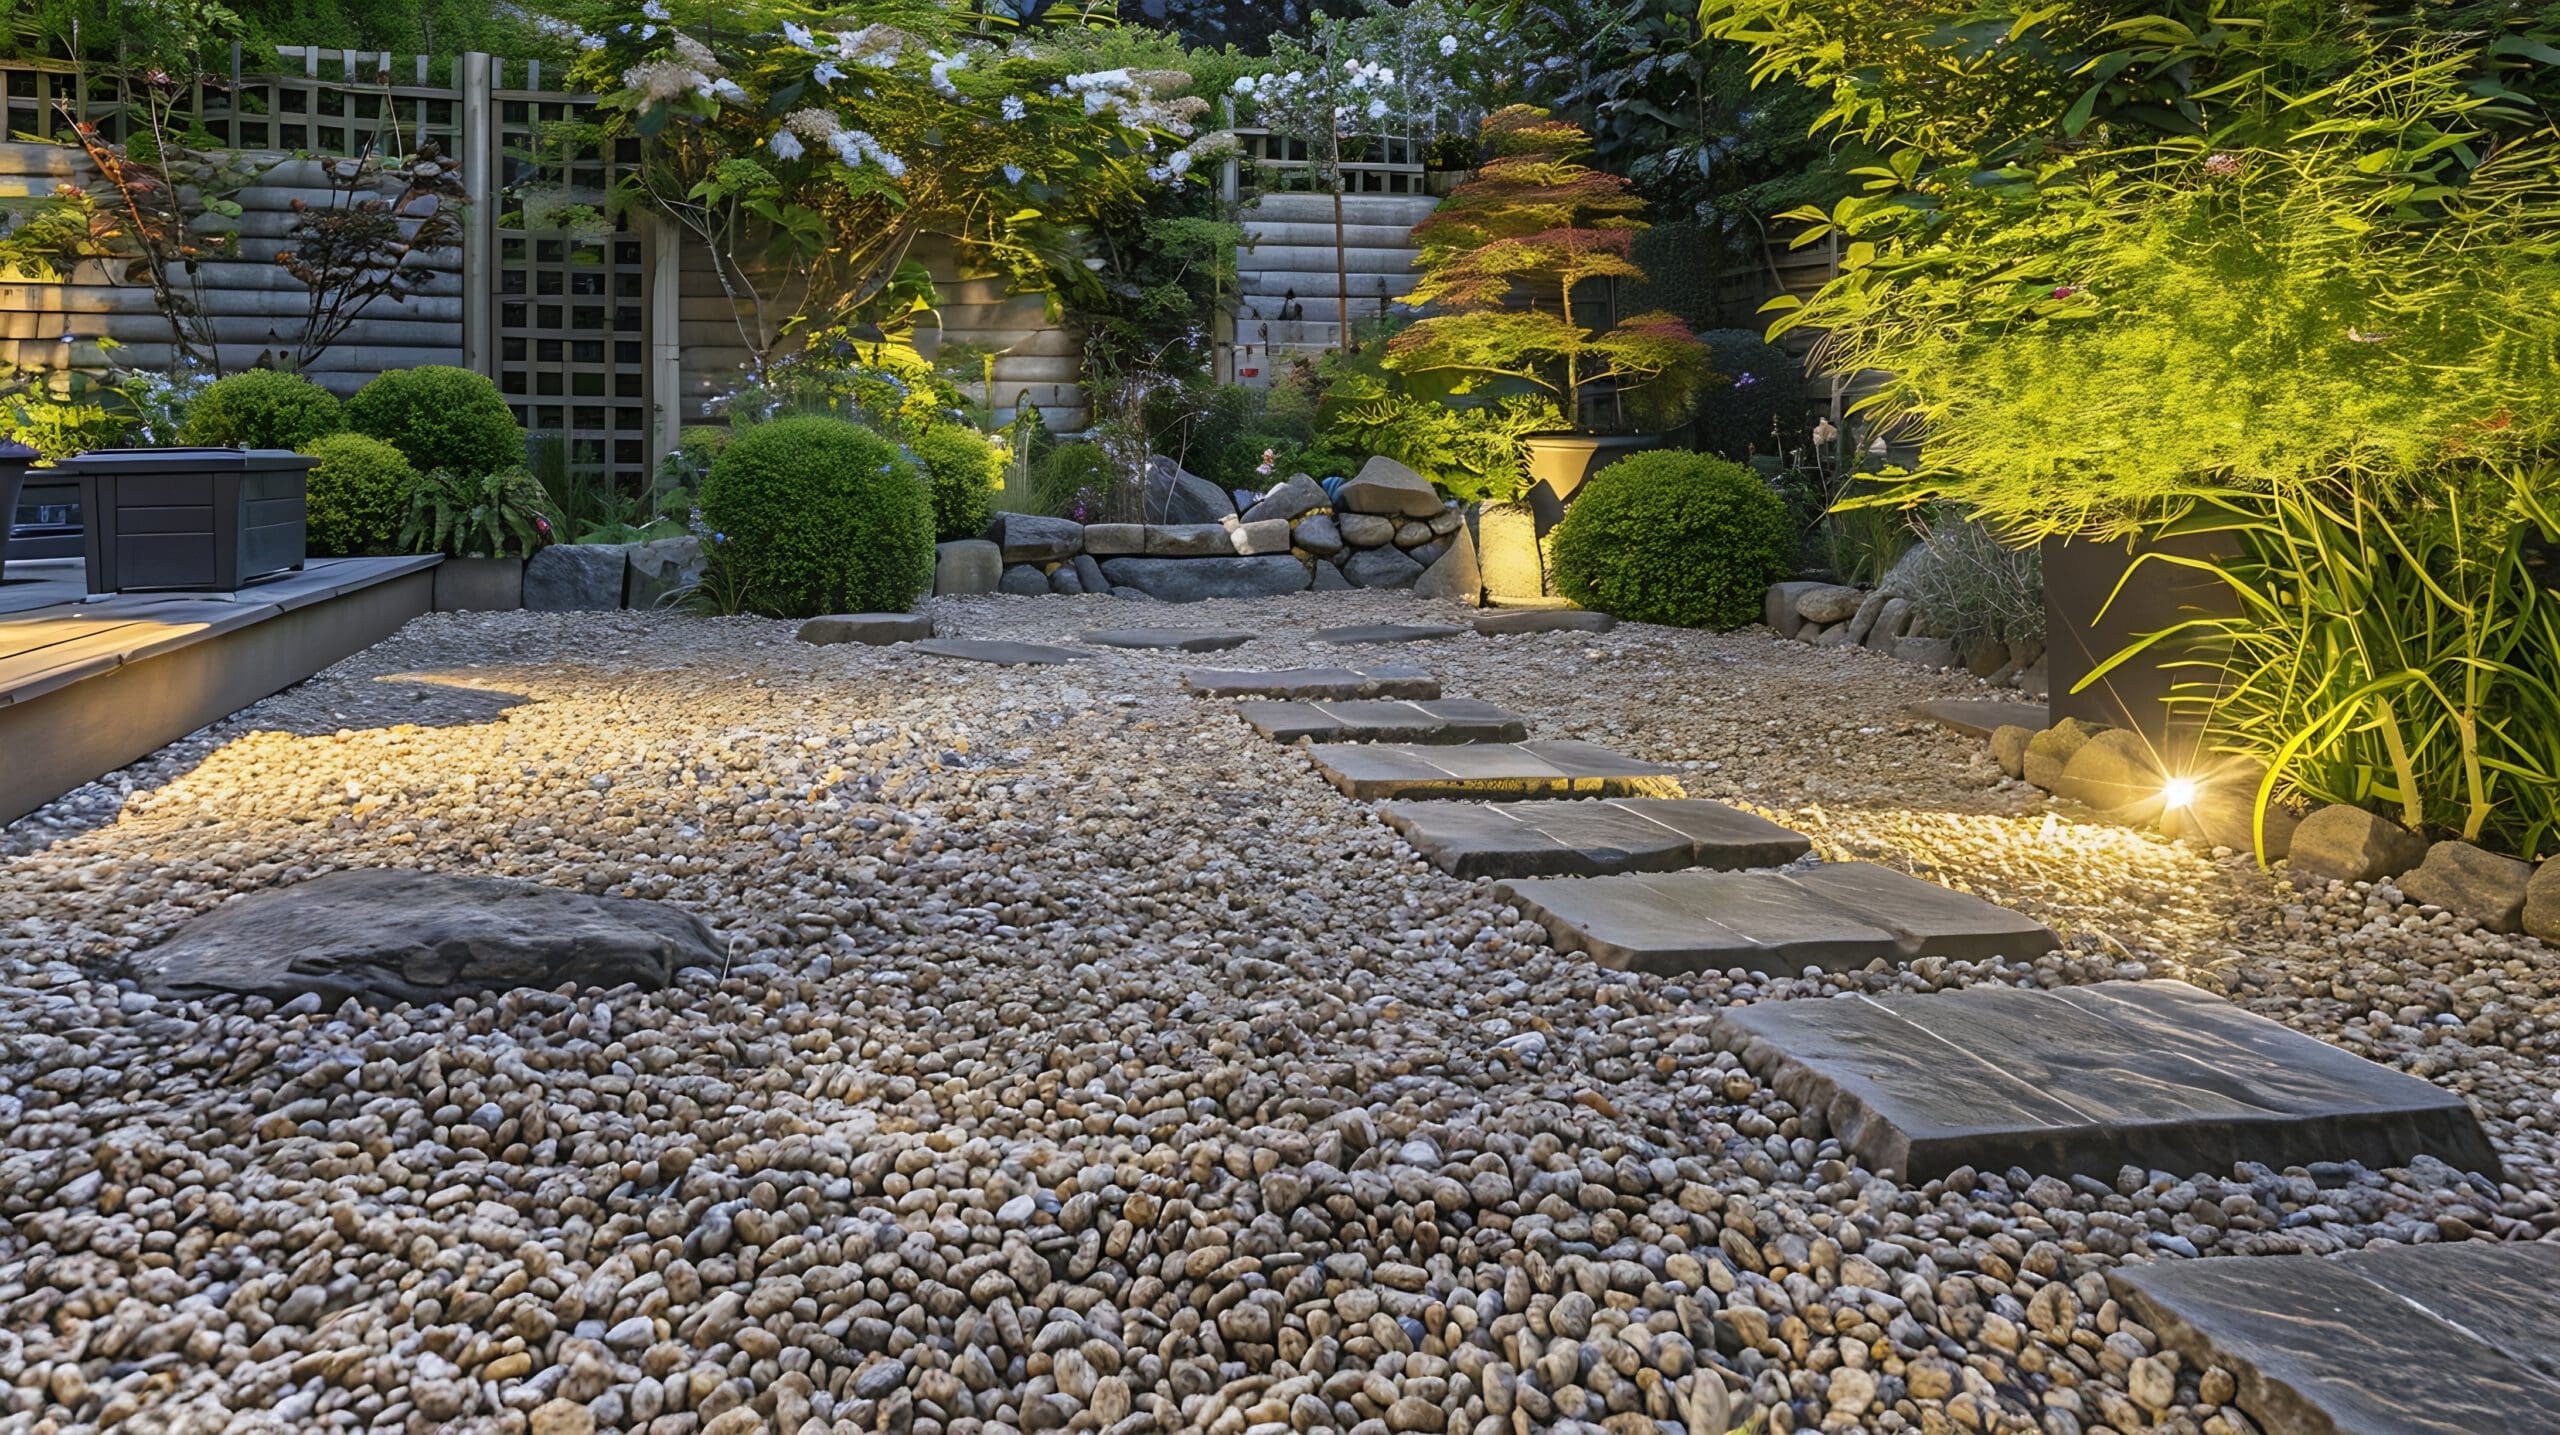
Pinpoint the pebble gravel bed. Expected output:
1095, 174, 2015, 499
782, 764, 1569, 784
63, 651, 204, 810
2, 591, 2555, 1435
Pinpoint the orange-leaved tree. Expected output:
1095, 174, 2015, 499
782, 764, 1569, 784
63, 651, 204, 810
1385, 107, 1706, 430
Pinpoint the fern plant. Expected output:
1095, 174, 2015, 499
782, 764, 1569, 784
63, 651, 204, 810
400, 466, 558, 560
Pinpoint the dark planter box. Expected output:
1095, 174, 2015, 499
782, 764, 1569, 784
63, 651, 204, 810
62, 447, 312, 594
8, 476, 85, 562
2043, 531, 2242, 768
0, 439, 32, 582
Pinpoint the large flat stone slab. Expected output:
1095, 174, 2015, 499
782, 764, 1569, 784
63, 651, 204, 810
144, 869, 722, 1007
2110, 1243, 2560, 1435
1717, 980, 2502, 1184
1909, 697, 2048, 739
1237, 698, 1529, 745
1498, 864, 2057, 974
799, 613, 933, 646
1311, 623, 1468, 646
1473, 610, 1618, 636
1181, 666, 1440, 700
1306, 741, 1684, 801
1377, 799, 1811, 879
1081, 627, 1258, 653
912, 638, 1089, 666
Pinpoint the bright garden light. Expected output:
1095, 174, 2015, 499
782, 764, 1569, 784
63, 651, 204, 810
2160, 776, 2200, 810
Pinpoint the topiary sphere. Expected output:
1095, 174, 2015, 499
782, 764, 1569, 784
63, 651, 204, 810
297, 432, 416, 557
909, 424, 1000, 542
700, 416, 935, 617
176, 369, 344, 451
344, 365, 525, 477
1550, 449, 1794, 628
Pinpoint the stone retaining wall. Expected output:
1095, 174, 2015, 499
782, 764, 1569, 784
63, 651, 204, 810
939, 457, 1483, 604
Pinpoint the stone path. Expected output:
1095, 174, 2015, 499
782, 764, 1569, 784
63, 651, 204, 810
1306, 741, 1687, 801
1081, 627, 1258, 653
912, 638, 1090, 666
2110, 1241, 2560, 1435
1376, 798, 1811, 878
1236, 698, 1529, 745
1310, 623, 1469, 646
1181, 666, 1441, 700
1497, 864, 2059, 974
1472, 610, 1617, 636
1715, 981, 2502, 1181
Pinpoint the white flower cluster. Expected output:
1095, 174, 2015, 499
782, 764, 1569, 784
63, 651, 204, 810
1059, 70, 1209, 137
623, 32, 745, 106
928, 50, 968, 99
769, 107, 906, 178
497, 3, 605, 52
781, 21, 913, 72
1146, 130, 1240, 186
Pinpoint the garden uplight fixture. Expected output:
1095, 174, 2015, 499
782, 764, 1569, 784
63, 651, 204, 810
2160, 776, 2199, 810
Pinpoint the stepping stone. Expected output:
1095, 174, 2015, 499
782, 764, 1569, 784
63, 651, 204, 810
1237, 698, 1529, 745
2110, 1243, 2560, 1435
143, 869, 722, 1007
1908, 697, 2048, 739
1716, 980, 2502, 1183
1311, 623, 1468, 646
1081, 627, 1258, 653
798, 613, 933, 646
1473, 610, 1618, 636
1497, 863, 2056, 974
1181, 666, 1440, 700
912, 638, 1089, 666
1377, 798, 1811, 879
1306, 741, 1684, 801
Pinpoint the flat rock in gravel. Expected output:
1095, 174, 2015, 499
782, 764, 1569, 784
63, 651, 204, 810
1180, 666, 1440, 700
1079, 627, 1258, 653
1306, 741, 1684, 801
1377, 798, 1811, 879
144, 869, 721, 1006
2400, 840, 2535, 933
1910, 697, 2047, 740
1310, 623, 1468, 646
2110, 1242, 2560, 1435
1719, 980, 2503, 1183
797, 613, 932, 646
1473, 609, 1617, 635
1235, 698, 1529, 745
912, 638, 1089, 666
1498, 863, 2056, 974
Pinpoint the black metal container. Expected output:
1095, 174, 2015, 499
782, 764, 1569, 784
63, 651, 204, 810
2042, 530, 2242, 769
62, 447, 312, 594
0, 438, 34, 583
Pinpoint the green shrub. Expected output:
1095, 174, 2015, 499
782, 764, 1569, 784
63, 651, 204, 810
1691, 330, 1808, 462
177, 369, 344, 451
345, 365, 524, 476
699, 416, 934, 616
1907, 515, 2045, 652
1551, 450, 1794, 628
400, 466, 557, 559
1035, 443, 1117, 521
910, 425, 1000, 542
298, 432, 414, 556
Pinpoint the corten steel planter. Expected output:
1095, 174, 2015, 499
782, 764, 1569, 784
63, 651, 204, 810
2043, 530, 2243, 770
61, 447, 312, 595
0, 438, 34, 583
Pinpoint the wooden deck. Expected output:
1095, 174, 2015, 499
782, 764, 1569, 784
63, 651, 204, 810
0, 555, 440, 824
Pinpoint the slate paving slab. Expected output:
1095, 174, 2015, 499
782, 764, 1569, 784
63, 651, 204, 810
1310, 623, 1469, 646
1181, 666, 1441, 700
1472, 610, 1619, 636
1715, 980, 2502, 1184
1497, 863, 2058, 975
911, 638, 1090, 666
1377, 798, 1811, 879
2109, 1242, 2560, 1435
1908, 697, 2049, 739
798, 613, 933, 646
1236, 698, 1530, 745
1306, 741, 1684, 801
1080, 627, 1258, 653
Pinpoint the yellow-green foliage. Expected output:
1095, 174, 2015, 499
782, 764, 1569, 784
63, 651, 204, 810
1550, 450, 1794, 628
298, 432, 415, 557
177, 369, 345, 451
699, 416, 934, 618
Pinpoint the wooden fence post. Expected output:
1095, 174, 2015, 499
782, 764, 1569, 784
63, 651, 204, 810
460, 51, 496, 381
647, 215, 683, 478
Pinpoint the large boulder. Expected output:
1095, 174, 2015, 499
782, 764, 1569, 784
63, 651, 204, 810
1142, 456, 1237, 524
988, 513, 1083, 563
932, 539, 1001, 596
1343, 544, 1426, 590
1243, 474, 1329, 524
524, 543, 630, 611
798, 613, 931, 646
1228, 518, 1293, 555
2022, 717, 2107, 791
2401, 841, 2535, 932
1864, 597, 1916, 651
2051, 729, 2166, 814
1338, 456, 1443, 518
1293, 514, 1345, 556
1413, 525, 1481, 606
1338, 512, 1397, 548
1097, 555, 1311, 602
2289, 804, 2430, 886
2527, 861, 2560, 944
626, 536, 706, 610
1764, 581, 1827, 639
1478, 501, 1544, 603
143, 869, 723, 1007
1989, 724, 2035, 780
998, 564, 1051, 595
1793, 583, 1865, 627
1143, 524, 1235, 557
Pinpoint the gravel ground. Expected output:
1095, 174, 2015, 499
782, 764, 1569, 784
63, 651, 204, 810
2, 591, 2555, 1435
